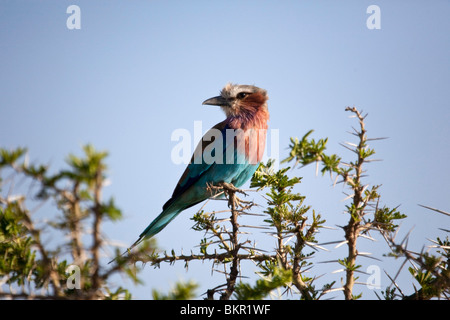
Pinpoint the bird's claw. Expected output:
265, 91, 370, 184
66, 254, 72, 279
218, 182, 250, 209
206, 182, 250, 209
219, 182, 248, 197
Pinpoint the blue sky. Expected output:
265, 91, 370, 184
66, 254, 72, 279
1, 1, 449, 299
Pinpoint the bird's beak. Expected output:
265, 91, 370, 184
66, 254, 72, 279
202, 96, 229, 107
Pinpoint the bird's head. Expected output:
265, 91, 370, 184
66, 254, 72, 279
202, 83, 269, 119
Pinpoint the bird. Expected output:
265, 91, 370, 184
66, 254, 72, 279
123, 83, 269, 255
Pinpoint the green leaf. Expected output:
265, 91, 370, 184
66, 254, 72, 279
234, 266, 292, 300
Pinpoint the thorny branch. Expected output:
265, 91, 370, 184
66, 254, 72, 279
342, 106, 368, 299
0, 145, 140, 300
207, 182, 251, 300
379, 225, 450, 300
3, 108, 447, 300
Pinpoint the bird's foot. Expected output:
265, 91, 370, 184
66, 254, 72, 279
219, 182, 248, 197
206, 182, 250, 209
218, 182, 251, 209
206, 182, 248, 197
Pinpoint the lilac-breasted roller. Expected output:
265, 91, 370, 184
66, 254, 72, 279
127, 83, 269, 252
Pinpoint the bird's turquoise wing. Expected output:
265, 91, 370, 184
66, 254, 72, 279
163, 120, 230, 209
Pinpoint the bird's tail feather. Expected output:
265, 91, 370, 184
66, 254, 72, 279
139, 207, 182, 240
108, 207, 181, 264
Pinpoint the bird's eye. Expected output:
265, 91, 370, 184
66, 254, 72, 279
236, 92, 249, 99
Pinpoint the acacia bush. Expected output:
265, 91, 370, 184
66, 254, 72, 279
1, 107, 448, 300
0, 145, 146, 299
